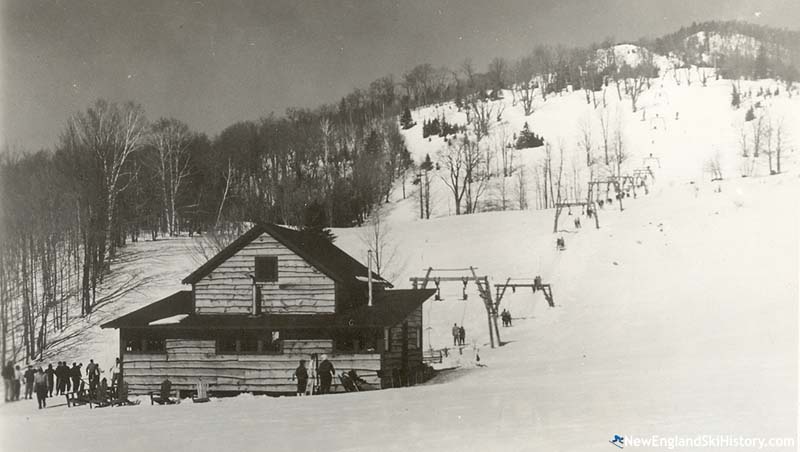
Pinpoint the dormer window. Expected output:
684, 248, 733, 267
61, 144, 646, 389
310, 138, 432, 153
255, 256, 278, 282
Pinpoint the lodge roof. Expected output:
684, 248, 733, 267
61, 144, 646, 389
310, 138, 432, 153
100, 290, 193, 329
181, 223, 390, 287
100, 289, 435, 330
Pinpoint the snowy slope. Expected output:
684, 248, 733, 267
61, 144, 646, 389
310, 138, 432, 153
1, 67, 798, 451
1, 170, 797, 452
396, 70, 799, 228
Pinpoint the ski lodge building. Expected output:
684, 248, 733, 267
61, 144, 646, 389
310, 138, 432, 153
101, 223, 434, 395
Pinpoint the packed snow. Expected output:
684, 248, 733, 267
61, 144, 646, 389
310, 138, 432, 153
1, 70, 798, 451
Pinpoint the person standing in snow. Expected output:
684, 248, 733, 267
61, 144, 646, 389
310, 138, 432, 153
45, 363, 55, 397
458, 326, 466, 346
2, 361, 13, 402
24, 366, 35, 399
292, 359, 309, 396
110, 358, 121, 390
317, 355, 335, 395
54, 362, 62, 395
64, 362, 72, 393
71, 363, 82, 393
13, 365, 23, 400
452, 323, 460, 346
34, 367, 47, 409
86, 359, 98, 396
58, 362, 69, 394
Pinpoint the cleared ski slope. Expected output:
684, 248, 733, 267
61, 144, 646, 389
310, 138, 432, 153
1, 68, 798, 451
1, 169, 797, 452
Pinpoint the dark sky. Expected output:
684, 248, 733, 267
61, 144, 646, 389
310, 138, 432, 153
2, 0, 798, 150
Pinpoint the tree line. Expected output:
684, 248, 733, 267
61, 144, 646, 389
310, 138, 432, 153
2, 20, 797, 365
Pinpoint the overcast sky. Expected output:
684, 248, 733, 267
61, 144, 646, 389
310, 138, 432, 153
2, 0, 798, 151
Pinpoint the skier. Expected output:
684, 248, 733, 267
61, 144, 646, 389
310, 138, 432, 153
292, 359, 309, 396
458, 325, 466, 346
317, 355, 335, 395
574, 217, 581, 229
70, 363, 82, 393
452, 323, 459, 346
2, 361, 13, 402
86, 359, 99, 397
14, 365, 22, 400
45, 363, 55, 397
24, 366, 35, 399
63, 362, 72, 394
110, 358, 121, 390
54, 362, 63, 395
506, 310, 512, 327
34, 367, 48, 409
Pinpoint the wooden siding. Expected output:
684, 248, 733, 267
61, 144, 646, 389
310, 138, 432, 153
123, 339, 381, 395
381, 306, 424, 373
194, 233, 336, 315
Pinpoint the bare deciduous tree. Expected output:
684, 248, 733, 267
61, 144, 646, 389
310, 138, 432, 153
705, 151, 724, 181
149, 118, 193, 236
578, 114, 594, 167
612, 112, 627, 177
467, 98, 494, 143
515, 56, 536, 116
360, 206, 399, 282
439, 134, 486, 215
598, 106, 611, 165
751, 113, 764, 158
516, 164, 528, 210
775, 117, 784, 174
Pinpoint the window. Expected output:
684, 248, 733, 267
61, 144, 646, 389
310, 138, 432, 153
217, 336, 238, 353
255, 256, 278, 282
240, 333, 260, 353
123, 333, 165, 354
145, 338, 166, 353
264, 331, 282, 353
124, 338, 142, 353
409, 327, 422, 350
335, 329, 379, 354
216, 331, 282, 354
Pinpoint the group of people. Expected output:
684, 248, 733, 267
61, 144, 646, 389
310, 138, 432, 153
2, 357, 122, 409
501, 309, 513, 327
451, 323, 467, 346
291, 354, 336, 396
2, 363, 53, 408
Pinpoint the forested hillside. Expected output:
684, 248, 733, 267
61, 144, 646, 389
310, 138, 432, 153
0, 20, 798, 365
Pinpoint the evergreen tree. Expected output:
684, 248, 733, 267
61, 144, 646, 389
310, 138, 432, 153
515, 122, 545, 149
400, 107, 415, 129
731, 84, 741, 108
421, 153, 434, 171
301, 200, 335, 242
